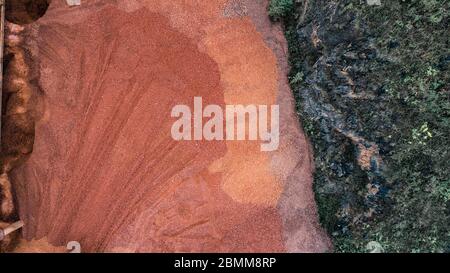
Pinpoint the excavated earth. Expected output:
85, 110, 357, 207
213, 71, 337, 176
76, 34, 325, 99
2, 0, 331, 252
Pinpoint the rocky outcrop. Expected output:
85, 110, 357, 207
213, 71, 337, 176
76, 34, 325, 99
291, 0, 389, 235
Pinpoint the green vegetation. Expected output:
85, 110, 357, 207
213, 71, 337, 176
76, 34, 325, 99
268, 0, 294, 20
353, 0, 449, 253
272, 0, 450, 252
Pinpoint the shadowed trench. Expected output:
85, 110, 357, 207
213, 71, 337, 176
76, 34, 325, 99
5, 0, 50, 25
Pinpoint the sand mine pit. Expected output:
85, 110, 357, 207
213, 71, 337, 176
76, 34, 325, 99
0, 0, 330, 252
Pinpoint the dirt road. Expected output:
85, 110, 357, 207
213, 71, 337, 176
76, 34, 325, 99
9, 0, 331, 252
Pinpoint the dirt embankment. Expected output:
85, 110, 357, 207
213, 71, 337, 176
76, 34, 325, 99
1, 0, 331, 252
0, 21, 38, 253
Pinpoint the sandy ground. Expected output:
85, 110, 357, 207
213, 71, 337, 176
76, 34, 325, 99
9, 0, 331, 252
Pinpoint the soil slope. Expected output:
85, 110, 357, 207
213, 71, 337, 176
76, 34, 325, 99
8, 0, 330, 252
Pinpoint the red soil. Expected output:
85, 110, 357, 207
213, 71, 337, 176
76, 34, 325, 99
9, 0, 331, 252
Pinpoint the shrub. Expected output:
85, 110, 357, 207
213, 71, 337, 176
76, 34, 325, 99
268, 0, 294, 20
